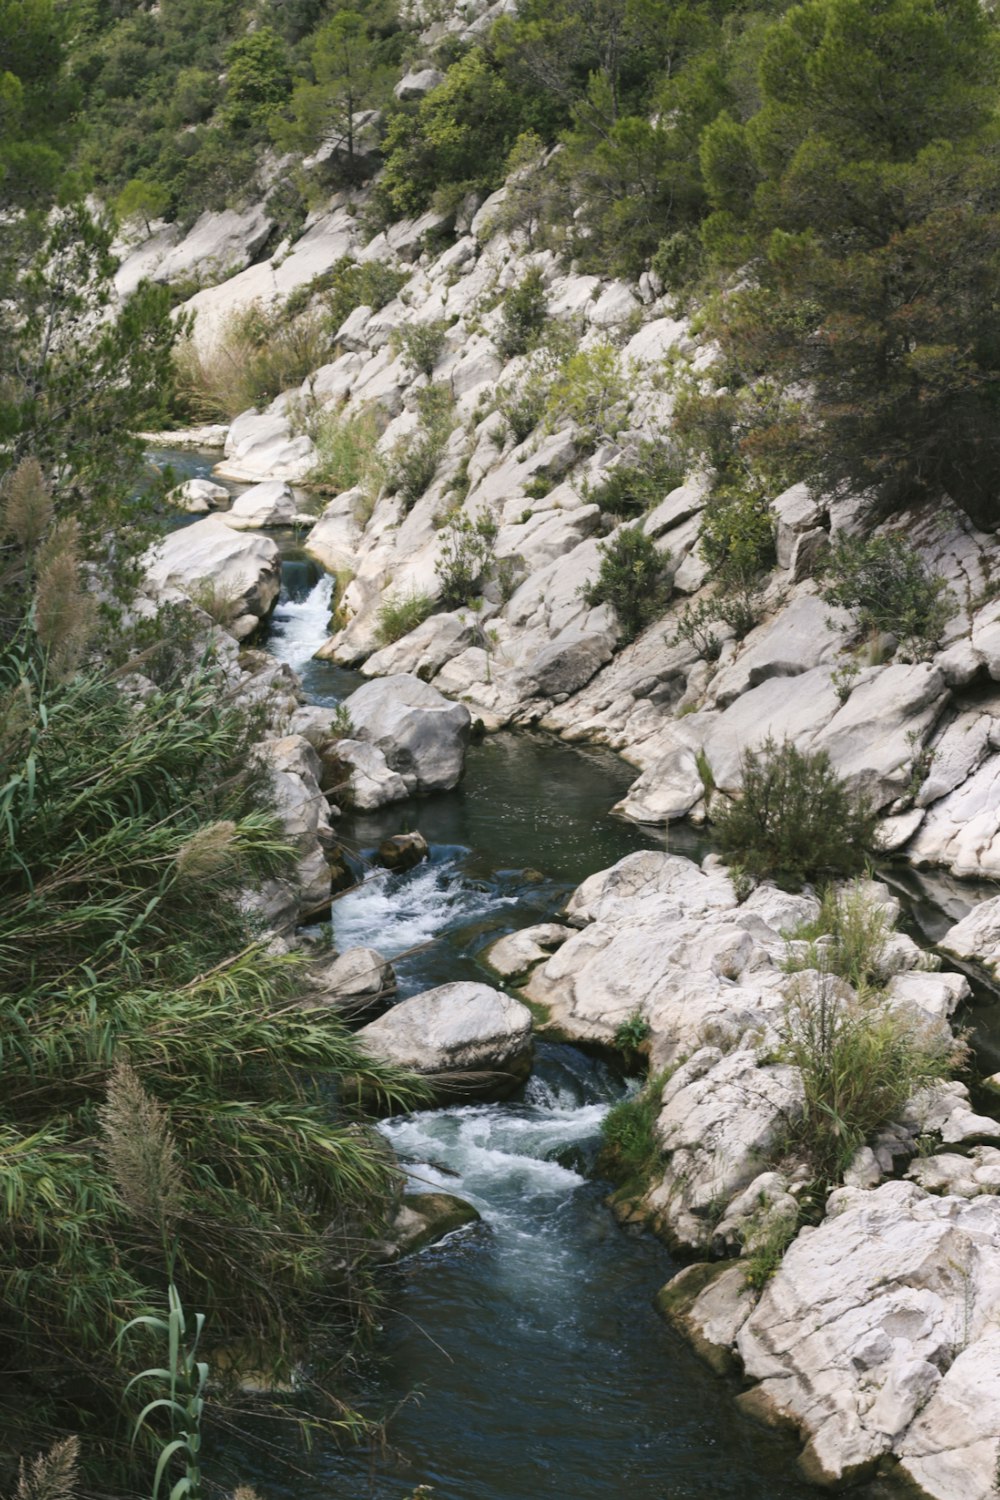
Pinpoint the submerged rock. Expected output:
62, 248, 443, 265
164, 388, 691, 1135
376, 1191, 481, 1262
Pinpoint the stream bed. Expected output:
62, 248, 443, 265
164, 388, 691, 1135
151, 454, 992, 1499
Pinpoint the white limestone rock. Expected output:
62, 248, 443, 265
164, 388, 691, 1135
940, 895, 1000, 980
343, 673, 471, 793
167, 477, 229, 512
222, 480, 303, 530
361, 611, 478, 681
144, 516, 282, 623
334, 739, 409, 810
737, 1181, 1000, 1490
484, 923, 572, 981
356, 981, 533, 1099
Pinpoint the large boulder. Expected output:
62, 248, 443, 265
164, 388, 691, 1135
144, 516, 281, 625
310, 945, 394, 1020
167, 477, 229, 513
222, 480, 306, 530
356, 981, 534, 1102
343, 673, 471, 793
736, 1180, 1000, 1495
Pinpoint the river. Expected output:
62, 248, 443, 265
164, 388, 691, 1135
153, 449, 988, 1500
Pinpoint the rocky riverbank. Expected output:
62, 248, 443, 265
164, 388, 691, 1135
132, 78, 1000, 1495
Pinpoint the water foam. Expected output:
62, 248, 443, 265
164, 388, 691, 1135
332, 855, 512, 959
268, 574, 333, 673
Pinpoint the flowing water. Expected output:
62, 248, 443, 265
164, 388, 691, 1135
143, 461, 936, 1498
210, 556, 820, 1499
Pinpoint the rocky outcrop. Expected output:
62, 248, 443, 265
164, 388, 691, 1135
221, 479, 313, 530
356, 981, 533, 1102
143, 515, 282, 632
343, 673, 471, 794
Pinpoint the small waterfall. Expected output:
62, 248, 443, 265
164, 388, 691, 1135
267, 573, 333, 673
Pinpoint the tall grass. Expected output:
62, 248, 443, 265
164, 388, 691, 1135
173, 303, 329, 421
782, 879, 890, 993
0, 632, 422, 1489
779, 973, 961, 1185
307, 404, 386, 496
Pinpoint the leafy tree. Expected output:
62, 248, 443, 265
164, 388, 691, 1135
220, 25, 291, 132
379, 49, 524, 216
114, 175, 171, 232
273, 8, 397, 173
700, 0, 1000, 527
0, 0, 75, 205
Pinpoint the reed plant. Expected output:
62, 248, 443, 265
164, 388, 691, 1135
0, 623, 421, 1489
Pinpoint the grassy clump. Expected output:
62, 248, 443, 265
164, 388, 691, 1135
308, 404, 386, 496
599, 1069, 672, 1188
780, 974, 962, 1186
783, 880, 891, 993
544, 341, 628, 452
173, 302, 329, 422
376, 589, 435, 646
821, 533, 955, 656
581, 524, 671, 643
386, 384, 456, 510
714, 736, 878, 890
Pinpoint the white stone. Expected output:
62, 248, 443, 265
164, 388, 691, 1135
343, 673, 471, 793
144, 516, 281, 623
356, 981, 533, 1092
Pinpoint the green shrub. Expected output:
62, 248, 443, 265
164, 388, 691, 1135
780, 973, 962, 1185
614, 1010, 652, 1051
544, 342, 628, 451
714, 736, 878, 889
496, 267, 548, 360
386, 383, 455, 510
436, 512, 499, 608
307, 405, 386, 497
821, 533, 955, 656
699, 483, 776, 584
376, 589, 435, 645
393, 320, 449, 378
740, 1202, 800, 1290
587, 441, 685, 520
669, 597, 723, 661
323, 256, 409, 336
581, 525, 671, 643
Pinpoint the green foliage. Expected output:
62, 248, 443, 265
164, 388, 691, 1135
496, 267, 548, 360
307, 403, 386, 496
714, 736, 878, 890
219, 26, 291, 132
114, 176, 171, 233
780, 973, 961, 1185
698, 0, 1000, 528
172, 302, 329, 422
587, 441, 684, 520
494, 343, 561, 444
613, 1010, 651, 1051
581, 524, 671, 643
376, 589, 435, 645
378, 49, 525, 218
699, 483, 776, 585
669, 597, 722, 661
821, 533, 955, 656
321, 256, 408, 336
393, 320, 449, 378
544, 341, 628, 451
0, 623, 421, 1484
436, 512, 499, 608
123, 1284, 207, 1500
386, 383, 455, 510
599, 1069, 671, 1188
271, 7, 400, 174
0, 204, 178, 594
740, 1202, 800, 1290
783, 880, 891, 995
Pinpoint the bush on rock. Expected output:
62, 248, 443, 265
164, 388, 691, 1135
714, 736, 878, 889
